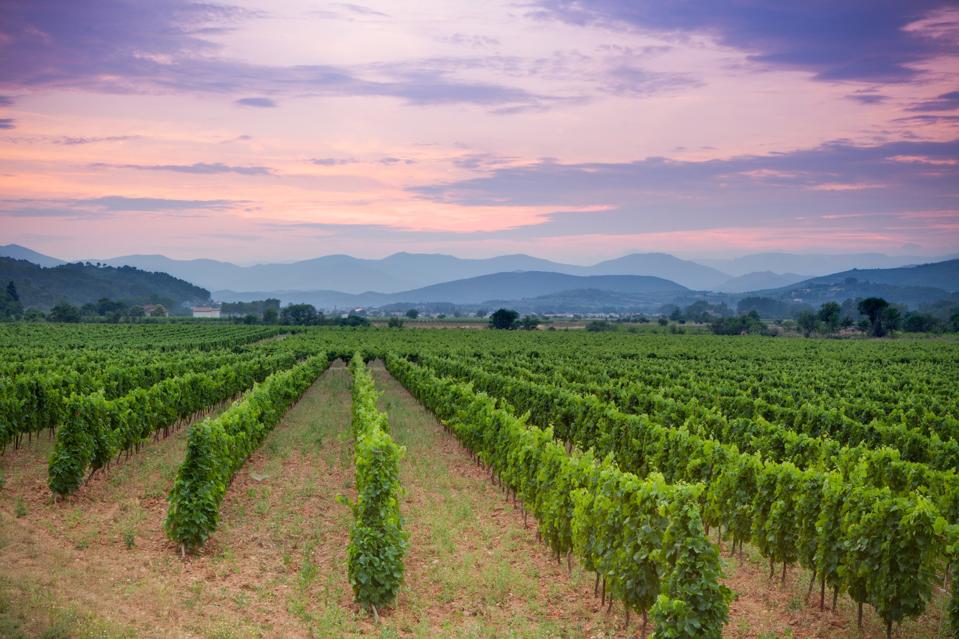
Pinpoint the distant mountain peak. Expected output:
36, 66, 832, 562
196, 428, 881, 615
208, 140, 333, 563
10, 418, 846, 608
0, 244, 66, 268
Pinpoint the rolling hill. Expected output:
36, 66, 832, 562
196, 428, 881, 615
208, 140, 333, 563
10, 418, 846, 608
698, 252, 958, 278
744, 259, 959, 309
718, 271, 809, 293
216, 271, 688, 309
0, 257, 211, 311
386, 271, 687, 304
796, 259, 959, 292
586, 253, 729, 290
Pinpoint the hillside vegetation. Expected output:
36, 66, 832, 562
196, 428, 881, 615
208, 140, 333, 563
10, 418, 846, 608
0, 257, 210, 311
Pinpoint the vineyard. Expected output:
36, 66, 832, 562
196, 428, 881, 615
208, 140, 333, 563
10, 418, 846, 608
1, 323, 957, 638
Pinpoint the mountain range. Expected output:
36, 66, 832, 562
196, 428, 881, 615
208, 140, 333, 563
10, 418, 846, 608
1, 244, 956, 314
4, 243, 955, 295
81, 250, 730, 292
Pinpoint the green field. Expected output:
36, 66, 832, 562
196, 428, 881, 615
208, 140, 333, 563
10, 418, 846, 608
1, 324, 957, 638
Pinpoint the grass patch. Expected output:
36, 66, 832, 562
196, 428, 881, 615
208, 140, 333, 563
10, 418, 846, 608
0, 577, 133, 639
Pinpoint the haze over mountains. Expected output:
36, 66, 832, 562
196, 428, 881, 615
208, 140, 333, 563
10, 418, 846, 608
1, 244, 956, 314
4, 244, 953, 295
219, 272, 688, 310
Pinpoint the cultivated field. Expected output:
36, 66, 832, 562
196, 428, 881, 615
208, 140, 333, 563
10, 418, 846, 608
1, 324, 957, 638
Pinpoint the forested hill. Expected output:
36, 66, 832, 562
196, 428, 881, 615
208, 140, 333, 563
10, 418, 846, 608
797, 258, 959, 292
0, 257, 211, 310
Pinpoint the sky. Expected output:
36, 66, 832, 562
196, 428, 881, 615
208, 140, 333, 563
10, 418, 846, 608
0, 0, 958, 264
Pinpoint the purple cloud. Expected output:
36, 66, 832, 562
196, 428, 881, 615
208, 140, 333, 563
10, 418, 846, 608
453, 153, 516, 170
0, 96, 13, 106
55, 135, 138, 145
532, 1, 959, 83
894, 114, 959, 126
0, 118, 14, 129
0, 0, 552, 112
379, 157, 415, 166
310, 158, 357, 166
412, 138, 959, 235
0, 196, 239, 219
312, 3, 390, 20
235, 96, 277, 108
442, 33, 500, 48
77, 196, 238, 211
907, 90, 959, 112
91, 162, 274, 176
337, 3, 388, 17
846, 92, 888, 105
604, 66, 700, 96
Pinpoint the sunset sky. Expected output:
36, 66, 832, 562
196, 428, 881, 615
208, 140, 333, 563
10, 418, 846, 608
1, 0, 958, 263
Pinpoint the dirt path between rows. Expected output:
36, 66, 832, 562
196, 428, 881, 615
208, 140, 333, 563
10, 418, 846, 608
368, 361, 627, 638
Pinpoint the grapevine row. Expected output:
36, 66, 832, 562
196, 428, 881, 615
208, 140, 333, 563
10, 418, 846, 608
386, 353, 731, 638
410, 352, 956, 638
2, 349, 268, 451
477, 353, 959, 468
164, 353, 330, 553
345, 354, 408, 612
423, 352, 959, 521
47, 351, 302, 496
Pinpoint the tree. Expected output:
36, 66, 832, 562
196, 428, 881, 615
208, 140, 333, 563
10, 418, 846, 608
489, 308, 519, 330
796, 311, 818, 337
902, 312, 939, 333
96, 297, 126, 316
262, 308, 278, 324
242, 313, 258, 324
710, 312, 764, 336
858, 297, 890, 337
48, 301, 81, 323
280, 303, 318, 325
128, 305, 146, 320
817, 302, 841, 333
519, 315, 540, 330
340, 313, 370, 327
404, 308, 419, 319
0, 281, 23, 320
387, 317, 404, 328
882, 306, 902, 333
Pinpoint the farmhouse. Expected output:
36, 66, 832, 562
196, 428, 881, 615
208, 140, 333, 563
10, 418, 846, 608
191, 305, 221, 319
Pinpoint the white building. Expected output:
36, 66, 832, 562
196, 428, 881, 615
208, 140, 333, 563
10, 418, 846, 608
192, 306, 221, 318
